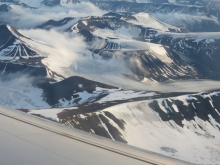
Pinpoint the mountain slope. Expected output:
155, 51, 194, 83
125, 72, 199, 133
35, 17, 78, 31
0, 4, 220, 164
42, 0, 81, 6
93, 1, 219, 17
71, 15, 220, 83
148, 32, 220, 77
0, 25, 58, 60
71, 15, 184, 37
58, 91, 220, 164
41, 0, 62, 7
73, 14, 220, 80
175, 0, 220, 9
122, 12, 184, 32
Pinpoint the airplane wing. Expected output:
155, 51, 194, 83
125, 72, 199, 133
0, 105, 192, 165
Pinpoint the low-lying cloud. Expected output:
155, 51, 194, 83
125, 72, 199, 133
152, 13, 220, 31
20, 29, 86, 74
0, 2, 106, 29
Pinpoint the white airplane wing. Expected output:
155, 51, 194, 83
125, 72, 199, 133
0, 106, 192, 165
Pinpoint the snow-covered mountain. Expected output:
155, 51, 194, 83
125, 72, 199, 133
93, 1, 218, 17
41, 0, 62, 7
175, 0, 220, 9
91, 1, 220, 32
71, 15, 182, 40
120, 12, 184, 32
0, 0, 35, 9
56, 91, 220, 164
36, 17, 78, 31
0, 25, 63, 62
41, 0, 84, 7
146, 32, 220, 78
0, 1, 220, 164
40, 0, 169, 7
67, 14, 220, 82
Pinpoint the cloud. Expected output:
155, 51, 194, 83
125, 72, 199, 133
16, 0, 43, 7
151, 13, 220, 30
20, 29, 86, 75
19, 28, 133, 83
0, 2, 106, 29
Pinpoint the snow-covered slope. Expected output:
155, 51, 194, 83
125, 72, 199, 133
0, 25, 193, 88
0, 24, 219, 110
41, 0, 62, 7
93, 1, 218, 17
0, 3, 220, 164
123, 12, 182, 32
175, 0, 220, 9
42, 0, 83, 7
72, 14, 220, 79
36, 0, 170, 7
71, 14, 184, 38
58, 91, 220, 164
35, 17, 78, 31
148, 31, 220, 76
92, 1, 220, 32
0, 62, 158, 111
69, 15, 220, 84
0, 1, 35, 9
0, 25, 61, 60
